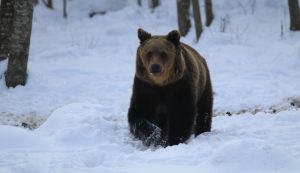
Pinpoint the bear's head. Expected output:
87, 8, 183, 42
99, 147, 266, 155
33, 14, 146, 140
135, 29, 186, 86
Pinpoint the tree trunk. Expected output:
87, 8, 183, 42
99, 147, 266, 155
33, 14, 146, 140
42, 0, 53, 9
33, 0, 39, 5
63, 0, 67, 18
149, 0, 159, 9
5, 0, 33, 87
288, 0, 300, 30
205, 0, 214, 26
0, 0, 14, 61
192, 0, 203, 41
177, 0, 191, 36
48, 0, 52, 8
137, 0, 142, 6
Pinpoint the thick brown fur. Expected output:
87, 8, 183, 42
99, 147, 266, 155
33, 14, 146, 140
128, 29, 213, 147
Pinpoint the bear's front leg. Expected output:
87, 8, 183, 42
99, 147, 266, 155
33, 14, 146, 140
165, 103, 195, 146
128, 118, 162, 146
128, 97, 164, 146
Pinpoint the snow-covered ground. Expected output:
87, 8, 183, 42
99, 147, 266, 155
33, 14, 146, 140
0, 0, 300, 172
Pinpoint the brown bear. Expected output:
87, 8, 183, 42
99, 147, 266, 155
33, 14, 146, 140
128, 29, 213, 147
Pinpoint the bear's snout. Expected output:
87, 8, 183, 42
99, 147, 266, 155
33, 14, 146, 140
150, 64, 162, 74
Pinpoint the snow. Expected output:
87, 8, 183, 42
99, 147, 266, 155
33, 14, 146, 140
0, 0, 300, 172
1, 105, 300, 172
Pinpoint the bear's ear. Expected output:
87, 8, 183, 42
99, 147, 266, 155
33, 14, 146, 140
138, 28, 151, 44
167, 30, 180, 46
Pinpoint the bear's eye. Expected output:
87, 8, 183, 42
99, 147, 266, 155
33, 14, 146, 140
161, 51, 168, 60
146, 51, 152, 60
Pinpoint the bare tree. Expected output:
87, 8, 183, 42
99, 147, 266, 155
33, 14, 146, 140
205, 0, 214, 26
63, 0, 67, 18
0, 0, 14, 61
192, 0, 203, 41
177, 0, 191, 36
288, 0, 300, 30
149, 0, 159, 8
5, 0, 34, 87
42, 0, 53, 9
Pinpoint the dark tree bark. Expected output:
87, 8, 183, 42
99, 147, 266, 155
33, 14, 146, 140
33, 0, 39, 5
42, 0, 53, 9
177, 0, 191, 36
0, 0, 14, 61
192, 0, 203, 41
5, 0, 33, 87
63, 0, 67, 18
137, 0, 142, 6
288, 0, 300, 30
149, 0, 159, 9
205, 0, 214, 26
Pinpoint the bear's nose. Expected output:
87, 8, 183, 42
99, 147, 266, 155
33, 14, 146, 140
150, 64, 161, 74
